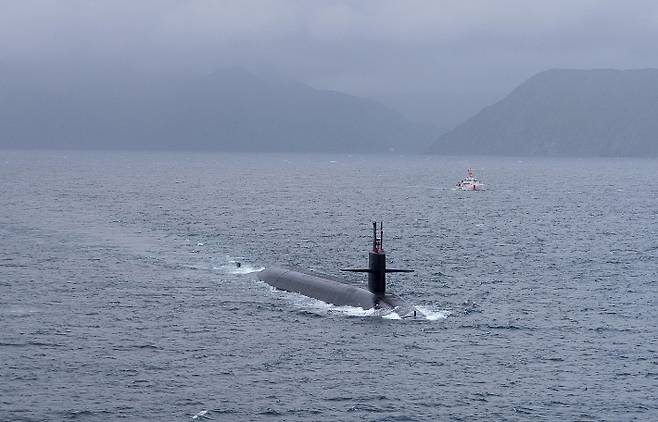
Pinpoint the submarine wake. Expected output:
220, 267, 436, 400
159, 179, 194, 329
268, 286, 400, 319
268, 285, 449, 320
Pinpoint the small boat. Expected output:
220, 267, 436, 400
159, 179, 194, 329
455, 168, 484, 191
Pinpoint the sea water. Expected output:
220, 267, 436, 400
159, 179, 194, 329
1, 151, 657, 421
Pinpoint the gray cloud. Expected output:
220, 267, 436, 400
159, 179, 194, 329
2, 0, 658, 127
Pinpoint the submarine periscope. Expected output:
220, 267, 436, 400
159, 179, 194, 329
258, 222, 417, 317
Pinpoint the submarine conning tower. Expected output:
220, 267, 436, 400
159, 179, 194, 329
342, 222, 413, 295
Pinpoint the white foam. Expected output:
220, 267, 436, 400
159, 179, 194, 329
271, 288, 407, 319
416, 306, 451, 321
382, 312, 402, 320
297, 294, 374, 317
214, 263, 264, 275
192, 409, 209, 420
211, 256, 264, 274
330, 305, 377, 317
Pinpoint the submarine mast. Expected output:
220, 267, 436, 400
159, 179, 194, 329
342, 222, 412, 295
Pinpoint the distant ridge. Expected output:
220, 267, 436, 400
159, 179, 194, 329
429, 69, 658, 156
0, 66, 431, 152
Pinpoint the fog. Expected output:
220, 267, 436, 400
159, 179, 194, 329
2, 0, 658, 131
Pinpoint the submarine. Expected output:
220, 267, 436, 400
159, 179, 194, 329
258, 222, 417, 317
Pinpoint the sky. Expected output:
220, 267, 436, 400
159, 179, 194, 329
2, 0, 658, 129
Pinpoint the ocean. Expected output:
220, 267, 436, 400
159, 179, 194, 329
1, 151, 657, 421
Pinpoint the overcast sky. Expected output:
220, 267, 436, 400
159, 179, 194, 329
2, 0, 658, 126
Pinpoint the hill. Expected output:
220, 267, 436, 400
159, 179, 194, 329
0, 67, 431, 152
429, 69, 658, 156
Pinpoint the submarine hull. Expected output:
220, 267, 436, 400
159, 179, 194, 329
258, 267, 415, 316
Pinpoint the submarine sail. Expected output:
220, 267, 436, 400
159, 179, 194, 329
258, 222, 416, 316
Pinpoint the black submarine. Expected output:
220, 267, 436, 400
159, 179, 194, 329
258, 222, 417, 317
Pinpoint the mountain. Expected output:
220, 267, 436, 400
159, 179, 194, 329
429, 69, 658, 156
0, 66, 431, 152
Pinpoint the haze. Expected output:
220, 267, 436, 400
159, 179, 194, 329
2, 0, 658, 138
